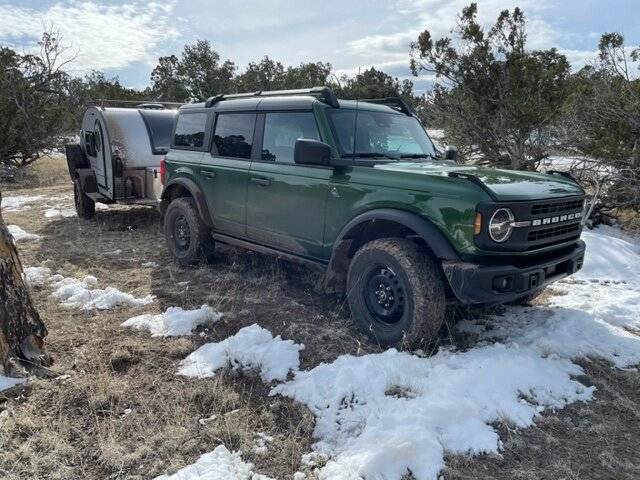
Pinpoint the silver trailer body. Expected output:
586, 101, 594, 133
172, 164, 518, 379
80, 106, 177, 202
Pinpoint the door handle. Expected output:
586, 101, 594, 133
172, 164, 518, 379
251, 176, 271, 187
200, 170, 216, 178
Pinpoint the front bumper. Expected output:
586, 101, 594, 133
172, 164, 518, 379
442, 240, 586, 304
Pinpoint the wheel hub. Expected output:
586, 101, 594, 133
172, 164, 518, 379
174, 215, 191, 250
364, 266, 405, 324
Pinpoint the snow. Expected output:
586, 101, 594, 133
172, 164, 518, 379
7, 225, 40, 242
44, 207, 76, 218
272, 344, 592, 480
122, 305, 222, 337
24, 266, 52, 287
2, 195, 44, 212
142, 261, 159, 268
50, 275, 155, 310
576, 227, 640, 282
153, 444, 273, 480
179, 324, 304, 382
0, 375, 25, 392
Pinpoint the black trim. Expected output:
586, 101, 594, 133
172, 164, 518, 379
334, 209, 460, 261
162, 177, 213, 228
205, 86, 339, 108
443, 240, 585, 304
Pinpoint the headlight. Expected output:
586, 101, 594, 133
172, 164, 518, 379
489, 208, 514, 243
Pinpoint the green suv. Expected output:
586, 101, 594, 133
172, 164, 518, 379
160, 87, 586, 346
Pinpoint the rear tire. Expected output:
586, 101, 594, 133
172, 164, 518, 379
73, 179, 95, 219
346, 238, 446, 348
164, 197, 214, 266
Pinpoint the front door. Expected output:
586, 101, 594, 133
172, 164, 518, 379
246, 111, 330, 260
200, 112, 257, 237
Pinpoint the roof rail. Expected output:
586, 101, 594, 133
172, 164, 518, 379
88, 99, 184, 109
204, 86, 339, 108
358, 97, 415, 116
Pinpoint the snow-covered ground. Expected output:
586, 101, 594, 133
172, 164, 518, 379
179, 324, 304, 382
2, 194, 45, 212
7, 224, 40, 242
24, 267, 154, 310
153, 445, 274, 480
122, 305, 222, 337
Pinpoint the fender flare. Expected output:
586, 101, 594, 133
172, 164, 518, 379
323, 208, 460, 293
161, 177, 213, 228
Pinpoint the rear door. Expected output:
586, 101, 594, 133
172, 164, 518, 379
200, 112, 257, 237
246, 111, 331, 259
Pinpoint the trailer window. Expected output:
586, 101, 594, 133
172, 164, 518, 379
174, 113, 207, 149
140, 110, 175, 154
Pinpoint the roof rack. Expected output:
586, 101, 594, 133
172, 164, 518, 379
204, 86, 339, 108
358, 97, 415, 116
88, 99, 184, 109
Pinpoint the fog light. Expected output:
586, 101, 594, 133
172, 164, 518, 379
493, 275, 514, 292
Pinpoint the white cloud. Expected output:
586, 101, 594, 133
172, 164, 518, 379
0, 1, 179, 73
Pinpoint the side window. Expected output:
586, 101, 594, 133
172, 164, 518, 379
213, 113, 256, 159
261, 112, 320, 163
174, 113, 207, 148
84, 131, 96, 157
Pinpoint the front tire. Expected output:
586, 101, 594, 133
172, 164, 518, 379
73, 179, 95, 219
346, 238, 446, 347
164, 197, 214, 266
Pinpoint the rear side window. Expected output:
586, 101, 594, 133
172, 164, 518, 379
140, 110, 175, 154
261, 112, 320, 163
213, 113, 256, 159
174, 113, 207, 148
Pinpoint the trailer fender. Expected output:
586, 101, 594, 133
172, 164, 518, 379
161, 177, 213, 228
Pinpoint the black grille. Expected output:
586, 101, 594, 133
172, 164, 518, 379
528, 222, 581, 242
531, 199, 583, 216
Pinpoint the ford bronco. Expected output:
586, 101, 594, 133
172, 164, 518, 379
159, 87, 586, 346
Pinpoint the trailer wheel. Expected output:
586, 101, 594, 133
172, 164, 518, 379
164, 197, 214, 265
73, 179, 95, 219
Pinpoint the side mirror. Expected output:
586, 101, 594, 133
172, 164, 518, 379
294, 139, 331, 166
444, 145, 458, 161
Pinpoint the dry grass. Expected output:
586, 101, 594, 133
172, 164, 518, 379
1, 154, 71, 191
1, 178, 639, 479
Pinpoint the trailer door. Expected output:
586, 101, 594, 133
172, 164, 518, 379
93, 119, 108, 190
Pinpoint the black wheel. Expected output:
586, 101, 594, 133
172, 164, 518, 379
508, 288, 545, 306
347, 238, 446, 347
73, 179, 95, 219
164, 197, 214, 266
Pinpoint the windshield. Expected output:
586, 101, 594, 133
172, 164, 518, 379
327, 109, 437, 160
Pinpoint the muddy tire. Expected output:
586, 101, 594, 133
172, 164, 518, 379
73, 179, 95, 219
508, 288, 545, 306
346, 238, 446, 347
164, 197, 214, 266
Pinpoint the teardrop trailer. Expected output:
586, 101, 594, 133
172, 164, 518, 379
65, 101, 180, 218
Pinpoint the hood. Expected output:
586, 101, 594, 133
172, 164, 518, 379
374, 161, 584, 201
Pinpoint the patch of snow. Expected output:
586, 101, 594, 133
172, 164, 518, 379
44, 207, 76, 218
252, 432, 274, 455
106, 249, 122, 256
24, 266, 52, 287
576, 227, 640, 283
0, 375, 25, 392
153, 444, 273, 480
122, 305, 222, 337
50, 275, 154, 310
179, 324, 304, 382
142, 261, 159, 268
7, 225, 40, 242
2, 195, 44, 212
198, 414, 217, 425
293, 473, 306, 480
95, 202, 110, 210
272, 344, 592, 480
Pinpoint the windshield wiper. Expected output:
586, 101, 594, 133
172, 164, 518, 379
341, 152, 400, 160
398, 153, 438, 160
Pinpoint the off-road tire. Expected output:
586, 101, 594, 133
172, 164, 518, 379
508, 288, 545, 306
73, 179, 95, 219
346, 238, 446, 347
164, 197, 214, 266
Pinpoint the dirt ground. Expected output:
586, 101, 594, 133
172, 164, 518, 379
1, 159, 639, 479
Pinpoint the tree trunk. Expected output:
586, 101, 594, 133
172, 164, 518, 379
0, 189, 51, 377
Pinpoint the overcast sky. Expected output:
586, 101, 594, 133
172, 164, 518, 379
1, 0, 638, 92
